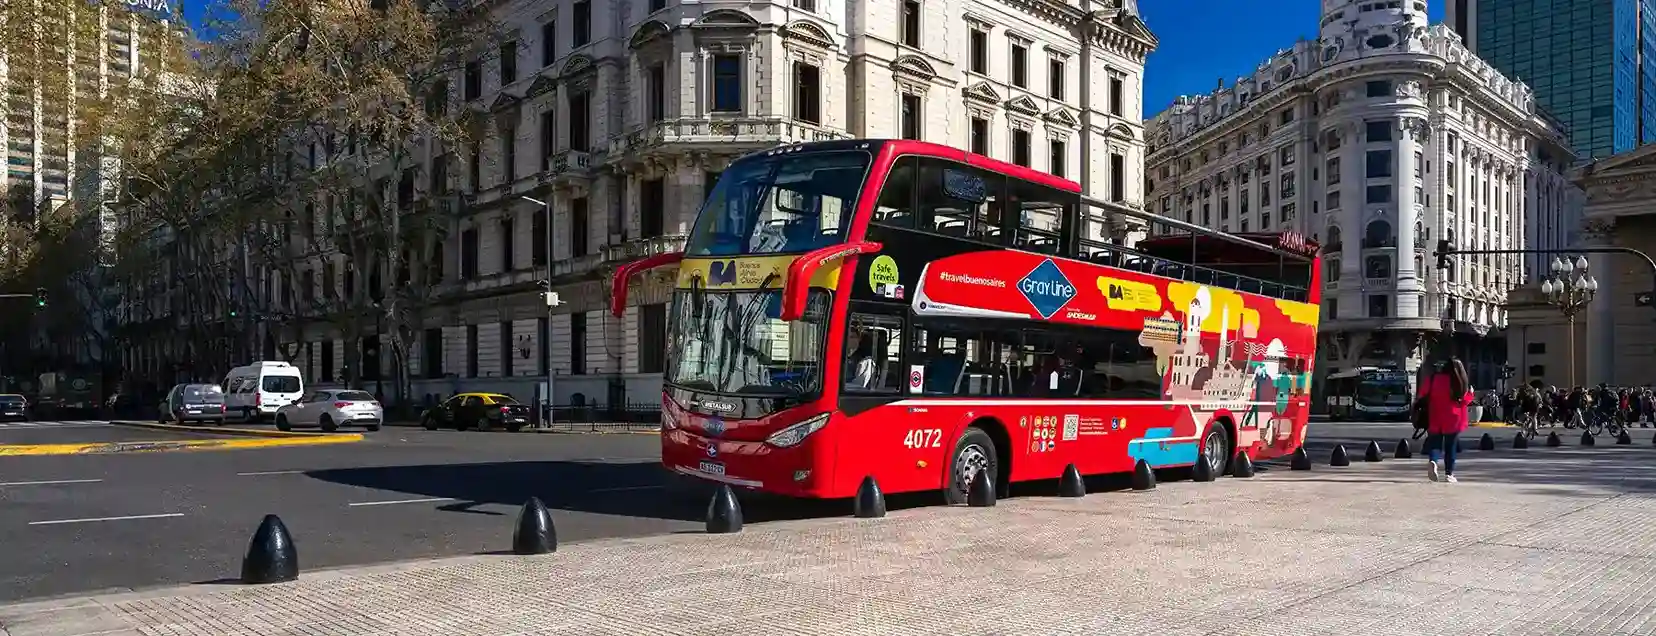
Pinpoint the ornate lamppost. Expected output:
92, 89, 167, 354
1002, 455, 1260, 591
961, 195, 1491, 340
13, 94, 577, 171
1539, 256, 1598, 389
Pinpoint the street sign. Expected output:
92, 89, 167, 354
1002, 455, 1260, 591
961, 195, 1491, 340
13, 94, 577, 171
1637, 292, 1652, 307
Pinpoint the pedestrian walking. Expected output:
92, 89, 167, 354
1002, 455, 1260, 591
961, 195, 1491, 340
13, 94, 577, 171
1416, 358, 1474, 483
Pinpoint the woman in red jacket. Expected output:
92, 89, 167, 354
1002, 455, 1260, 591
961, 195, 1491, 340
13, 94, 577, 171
1417, 358, 1474, 483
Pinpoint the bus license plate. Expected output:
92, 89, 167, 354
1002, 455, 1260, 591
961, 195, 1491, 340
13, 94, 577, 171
698, 461, 726, 476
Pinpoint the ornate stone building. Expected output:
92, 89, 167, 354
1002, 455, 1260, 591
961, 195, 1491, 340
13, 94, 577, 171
1143, 0, 1580, 394
205, 0, 1156, 406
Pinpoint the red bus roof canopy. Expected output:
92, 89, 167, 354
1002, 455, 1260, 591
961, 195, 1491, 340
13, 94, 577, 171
1135, 230, 1320, 264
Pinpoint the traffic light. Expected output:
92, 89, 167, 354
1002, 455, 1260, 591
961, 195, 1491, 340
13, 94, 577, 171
33, 287, 45, 308
1435, 239, 1455, 270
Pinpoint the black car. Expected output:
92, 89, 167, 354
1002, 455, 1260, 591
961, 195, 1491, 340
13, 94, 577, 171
0, 395, 29, 421
158, 383, 227, 425
420, 393, 532, 432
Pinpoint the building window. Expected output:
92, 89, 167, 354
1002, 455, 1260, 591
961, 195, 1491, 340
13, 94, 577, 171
901, 0, 921, 47
641, 179, 665, 238
712, 54, 742, 113
539, 110, 555, 170
969, 29, 988, 74
541, 20, 556, 66
463, 61, 481, 100
1279, 145, 1294, 166
571, 197, 589, 257
501, 216, 516, 271
1327, 157, 1341, 185
1365, 80, 1391, 97
460, 228, 479, 279
570, 313, 587, 375
1108, 73, 1124, 116
499, 40, 517, 84
468, 146, 481, 191
649, 0, 665, 12
1279, 108, 1293, 125
1049, 140, 1066, 178
500, 122, 517, 184
1365, 254, 1392, 278
900, 94, 921, 140
1365, 184, 1392, 203
1327, 298, 1339, 320
532, 205, 547, 265
1011, 129, 1031, 166
568, 90, 591, 151
1365, 120, 1392, 142
969, 118, 988, 154
1367, 294, 1389, 318
1528, 364, 1545, 378
1109, 153, 1126, 202
647, 64, 667, 123
639, 304, 667, 373
1366, 149, 1393, 178
1527, 342, 1546, 355
1414, 151, 1424, 178
572, 0, 591, 47
793, 62, 821, 124
423, 328, 443, 378
466, 325, 479, 378
1010, 43, 1028, 88
500, 322, 514, 377
1326, 190, 1340, 210
1048, 58, 1065, 99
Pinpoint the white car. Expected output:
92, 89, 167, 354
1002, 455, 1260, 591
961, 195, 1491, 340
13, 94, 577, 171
273, 389, 382, 432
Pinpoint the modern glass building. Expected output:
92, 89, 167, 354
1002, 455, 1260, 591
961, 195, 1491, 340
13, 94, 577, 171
1449, 0, 1656, 160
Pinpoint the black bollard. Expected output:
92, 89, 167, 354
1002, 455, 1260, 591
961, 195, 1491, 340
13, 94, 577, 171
1617, 430, 1633, 445
1130, 459, 1157, 490
1547, 431, 1562, 447
1290, 447, 1312, 470
1394, 438, 1413, 459
1514, 433, 1529, 449
1580, 430, 1596, 446
705, 484, 744, 533
1192, 455, 1216, 482
853, 476, 887, 518
1364, 441, 1383, 462
241, 514, 298, 584
966, 469, 996, 507
1231, 451, 1255, 478
1329, 445, 1350, 467
1058, 464, 1087, 497
1479, 432, 1495, 451
512, 497, 557, 555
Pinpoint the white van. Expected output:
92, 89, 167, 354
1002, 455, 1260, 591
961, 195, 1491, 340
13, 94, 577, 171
223, 361, 305, 422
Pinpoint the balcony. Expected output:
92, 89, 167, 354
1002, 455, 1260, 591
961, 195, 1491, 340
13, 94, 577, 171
540, 150, 594, 189
608, 117, 852, 159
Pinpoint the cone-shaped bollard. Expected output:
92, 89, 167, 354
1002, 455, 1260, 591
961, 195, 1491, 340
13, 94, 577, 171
512, 497, 557, 555
1192, 455, 1216, 482
1290, 447, 1312, 470
966, 468, 996, 507
1479, 432, 1495, 451
1329, 445, 1350, 467
1580, 430, 1596, 446
705, 484, 744, 534
1364, 441, 1383, 462
241, 514, 298, 584
1058, 464, 1087, 497
1394, 439, 1413, 459
1130, 459, 1157, 490
1547, 431, 1562, 447
1617, 430, 1633, 445
853, 476, 887, 518
1514, 433, 1529, 449
1231, 451, 1255, 478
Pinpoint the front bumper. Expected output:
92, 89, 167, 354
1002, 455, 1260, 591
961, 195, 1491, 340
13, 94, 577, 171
660, 428, 833, 498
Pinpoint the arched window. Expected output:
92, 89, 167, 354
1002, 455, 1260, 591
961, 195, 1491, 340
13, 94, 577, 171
1326, 225, 1343, 252
1363, 220, 1393, 248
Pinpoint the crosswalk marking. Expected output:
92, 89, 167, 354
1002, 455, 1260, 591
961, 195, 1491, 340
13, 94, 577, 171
0, 420, 109, 430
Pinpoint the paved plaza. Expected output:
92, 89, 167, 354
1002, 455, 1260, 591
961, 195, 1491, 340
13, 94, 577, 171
5, 439, 1656, 636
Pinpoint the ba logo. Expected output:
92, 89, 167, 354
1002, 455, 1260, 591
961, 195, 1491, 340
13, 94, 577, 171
708, 260, 738, 285
1018, 259, 1077, 319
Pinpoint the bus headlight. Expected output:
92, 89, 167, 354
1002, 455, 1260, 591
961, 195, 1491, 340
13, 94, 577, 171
765, 413, 829, 448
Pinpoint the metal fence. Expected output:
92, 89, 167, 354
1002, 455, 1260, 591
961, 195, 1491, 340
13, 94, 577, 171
533, 400, 661, 433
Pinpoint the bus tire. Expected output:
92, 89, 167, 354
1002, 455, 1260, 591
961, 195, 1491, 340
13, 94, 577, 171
944, 426, 998, 506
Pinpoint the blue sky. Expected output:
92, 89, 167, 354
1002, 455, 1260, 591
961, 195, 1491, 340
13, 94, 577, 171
1139, 1, 1446, 117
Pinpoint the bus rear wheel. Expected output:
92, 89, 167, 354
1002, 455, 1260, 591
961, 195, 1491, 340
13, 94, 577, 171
944, 426, 998, 506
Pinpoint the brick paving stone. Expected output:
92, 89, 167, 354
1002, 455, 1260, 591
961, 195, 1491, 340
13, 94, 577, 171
6, 445, 1656, 635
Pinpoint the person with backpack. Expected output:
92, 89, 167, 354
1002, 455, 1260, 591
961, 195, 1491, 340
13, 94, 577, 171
1416, 357, 1474, 483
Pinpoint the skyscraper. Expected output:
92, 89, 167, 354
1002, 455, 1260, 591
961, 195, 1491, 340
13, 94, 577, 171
1449, 0, 1656, 159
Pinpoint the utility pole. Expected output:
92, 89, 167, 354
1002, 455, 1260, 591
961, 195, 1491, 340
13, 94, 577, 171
520, 196, 563, 426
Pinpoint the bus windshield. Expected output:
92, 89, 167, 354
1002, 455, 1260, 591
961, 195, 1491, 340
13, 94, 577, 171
684, 150, 871, 257
1356, 377, 1410, 407
665, 289, 830, 398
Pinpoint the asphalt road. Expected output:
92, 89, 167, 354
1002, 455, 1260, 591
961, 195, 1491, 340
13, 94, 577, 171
0, 418, 1471, 603
0, 421, 220, 446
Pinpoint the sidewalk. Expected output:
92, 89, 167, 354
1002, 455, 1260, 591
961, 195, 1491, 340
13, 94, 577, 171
5, 443, 1656, 636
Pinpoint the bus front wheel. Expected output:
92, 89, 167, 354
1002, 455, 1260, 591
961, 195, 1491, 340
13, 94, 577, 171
944, 426, 998, 506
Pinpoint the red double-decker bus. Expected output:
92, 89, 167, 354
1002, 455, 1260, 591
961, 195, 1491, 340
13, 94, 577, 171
612, 139, 1322, 503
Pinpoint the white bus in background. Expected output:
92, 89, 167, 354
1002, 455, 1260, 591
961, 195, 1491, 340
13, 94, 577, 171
223, 361, 306, 422
1323, 366, 1413, 421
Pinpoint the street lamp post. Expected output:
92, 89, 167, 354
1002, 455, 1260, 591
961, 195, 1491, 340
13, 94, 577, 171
518, 195, 561, 427
1539, 256, 1598, 389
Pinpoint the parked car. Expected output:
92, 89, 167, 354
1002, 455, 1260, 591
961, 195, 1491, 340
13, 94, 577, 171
274, 390, 383, 432
222, 361, 305, 422
421, 393, 531, 432
0, 394, 30, 421
158, 384, 227, 425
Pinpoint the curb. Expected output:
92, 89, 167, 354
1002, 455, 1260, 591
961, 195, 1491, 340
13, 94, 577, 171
1469, 422, 1513, 428
0, 434, 361, 456
109, 420, 347, 438
380, 420, 659, 435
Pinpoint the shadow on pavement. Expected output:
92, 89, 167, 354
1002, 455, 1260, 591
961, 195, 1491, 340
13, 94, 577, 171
1280, 437, 1656, 497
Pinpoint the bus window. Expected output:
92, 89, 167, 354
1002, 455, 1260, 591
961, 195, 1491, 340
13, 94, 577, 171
845, 312, 905, 393
1009, 178, 1070, 256
873, 156, 917, 229
916, 158, 1006, 244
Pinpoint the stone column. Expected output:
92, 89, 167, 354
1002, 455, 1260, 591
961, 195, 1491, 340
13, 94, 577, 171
1395, 117, 1423, 318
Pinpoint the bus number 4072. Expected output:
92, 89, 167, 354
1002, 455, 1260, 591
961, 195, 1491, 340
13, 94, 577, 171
903, 428, 943, 449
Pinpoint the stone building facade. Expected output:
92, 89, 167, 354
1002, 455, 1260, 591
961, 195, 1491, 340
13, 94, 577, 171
122, 0, 1156, 407
1142, 0, 1580, 394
